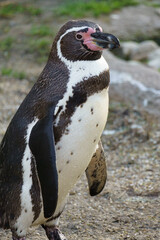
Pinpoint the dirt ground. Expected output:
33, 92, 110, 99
0, 0, 160, 239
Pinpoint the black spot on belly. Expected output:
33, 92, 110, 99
70, 152, 73, 155
25, 209, 27, 213
93, 139, 96, 143
57, 146, 61, 150
96, 123, 99, 127
66, 160, 70, 164
59, 170, 62, 173
91, 108, 94, 114
80, 104, 83, 108
65, 129, 69, 135
78, 118, 82, 122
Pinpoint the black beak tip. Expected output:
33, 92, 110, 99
109, 35, 120, 50
114, 41, 120, 49
116, 39, 120, 48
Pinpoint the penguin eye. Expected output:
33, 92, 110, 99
76, 33, 83, 40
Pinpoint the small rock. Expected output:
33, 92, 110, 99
110, 14, 120, 20
155, 8, 160, 16
148, 48, 160, 61
148, 59, 160, 70
147, 48, 160, 70
117, 40, 159, 61
117, 41, 139, 60
131, 40, 159, 60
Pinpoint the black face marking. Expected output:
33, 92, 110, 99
61, 31, 101, 61
78, 28, 88, 33
54, 70, 110, 144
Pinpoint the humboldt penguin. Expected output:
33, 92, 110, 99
0, 20, 120, 240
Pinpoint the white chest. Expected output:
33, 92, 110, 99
54, 87, 109, 214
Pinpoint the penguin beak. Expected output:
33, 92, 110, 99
91, 32, 120, 50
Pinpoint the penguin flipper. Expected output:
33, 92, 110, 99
85, 140, 107, 196
29, 107, 58, 219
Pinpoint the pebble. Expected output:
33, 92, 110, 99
148, 58, 160, 70
118, 40, 159, 61
147, 48, 160, 70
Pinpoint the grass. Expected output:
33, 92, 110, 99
28, 38, 51, 63
0, 37, 14, 51
54, 0, 138, 18
1, 68, 26, 80
0, 3, 42, 18
29, 25, 54, 37
146, 2, 160, 8
27, 24, 55, 63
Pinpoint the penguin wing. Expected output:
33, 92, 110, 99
29, 106, 58, 219
85, 140, 107, 196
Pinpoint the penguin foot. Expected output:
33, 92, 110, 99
42, 225, 67, 240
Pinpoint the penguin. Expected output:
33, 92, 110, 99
0, 20, 120, 240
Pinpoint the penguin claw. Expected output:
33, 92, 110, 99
43, 225, 67, 240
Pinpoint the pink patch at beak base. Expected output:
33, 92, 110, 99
82, 28, 103, 51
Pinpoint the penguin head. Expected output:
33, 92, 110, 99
52, 20, 120, 62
